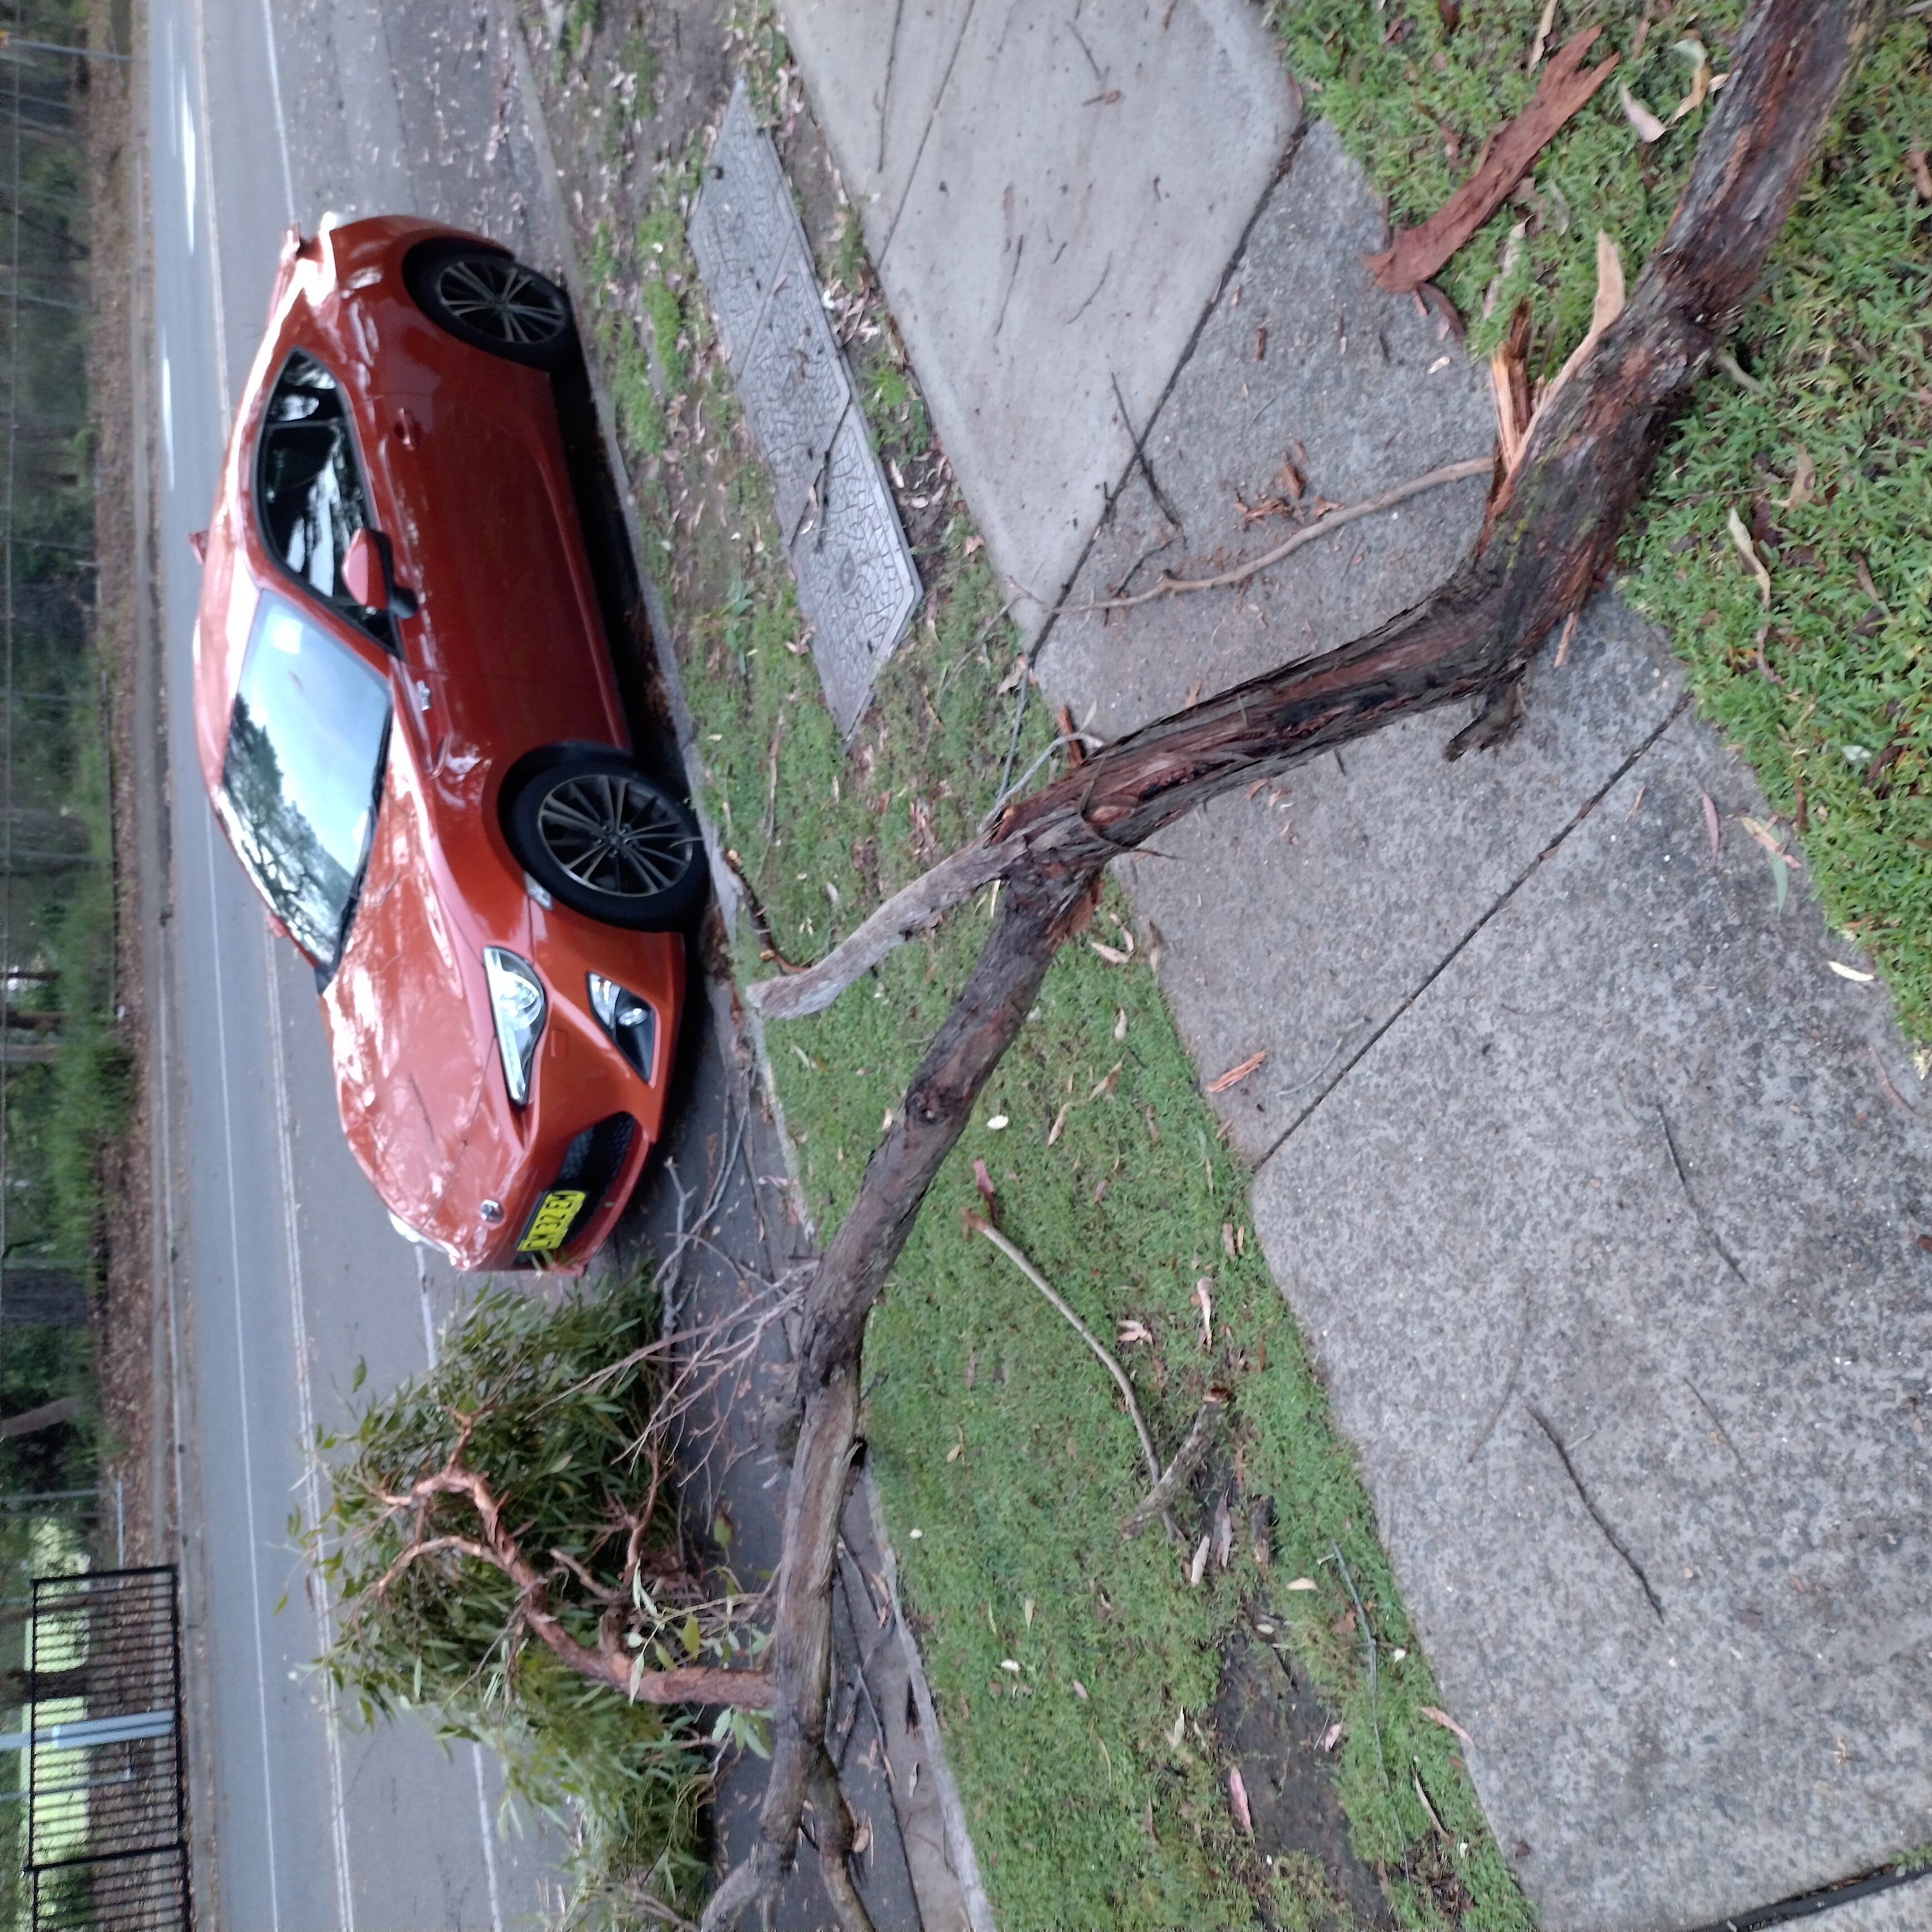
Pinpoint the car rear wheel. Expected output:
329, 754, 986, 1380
507, 750, 705, 930
405, 241, 575, 371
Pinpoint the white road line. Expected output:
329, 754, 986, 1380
258, 0, 297, 225
200, 814, 283, 1932
471, 1746, 505, 1932
159, 340, 174, 493
190, 0, 229, 421
265, 947, 357, 1932
178, 66, 196, 250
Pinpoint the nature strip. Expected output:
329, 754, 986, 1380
707, 4, 1878, 1924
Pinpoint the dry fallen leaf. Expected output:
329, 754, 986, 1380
1830, 961, 1875, 983
1208, 1049, 1268, 1095
1047, 1102, 1072, 1146
973, 1158, 997, 1214
1784, 448, 1815, 510
1168, 1709, 1186, 1749
1072, 1678, 1088, 1701
1187, 1535, 1212, 1587
1229, 1765, 1255, 1839
1909, 146, 1932, 201
1194, 1278, 1215, 1348
1618, 81, 1667, 141
1117, 1318, 1155, 1347
1701, 790, 1722, 861
1727, 506, 1772, 608
1318, 1719, 1344, 1753
946, 1428, 965, 1463
1421, 1704, 1475, 1744
1090, 1060, 1122, 1100
1024, 1598, 1035, 1628
1285, 1576, 1319, 1591
1667, 35, 1711, 122
1212, 1492, 1235, 1570
962, 533, 985, 556
995, 653, 1029, 696
1090, 940, 1131, 965
852, 1816, 873, 1858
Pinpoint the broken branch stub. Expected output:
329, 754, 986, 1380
711, 1, 1875, 1918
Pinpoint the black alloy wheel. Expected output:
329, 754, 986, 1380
406, 242, 575, 371
507, 750, 704, 930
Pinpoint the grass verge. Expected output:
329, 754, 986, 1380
1264, 0, 1932, 1041
526, 4, 1535, 1923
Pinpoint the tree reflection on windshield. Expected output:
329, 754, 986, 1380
217, 592, 391, 963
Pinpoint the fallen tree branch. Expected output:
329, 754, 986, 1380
1120, 1393, 1228, 1540
1084, 456, 1495, 610
745, 839, 1010, 1020
372, 1448, 772, 1710
964, 1209, 1161, 1490
713, 1, 1874, 1917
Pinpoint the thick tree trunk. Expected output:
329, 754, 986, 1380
712, 2, 1877, 1921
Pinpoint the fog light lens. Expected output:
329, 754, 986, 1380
588, 974, 657, 1082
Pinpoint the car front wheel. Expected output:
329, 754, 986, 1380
506, 751, 705, 930
405, 241, 576, 371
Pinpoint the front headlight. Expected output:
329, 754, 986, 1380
588, 973, 657, 1082
483, 947, 546, 1104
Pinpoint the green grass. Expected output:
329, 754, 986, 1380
1264, 0, 1932, 1040
524, 14, 1534, 1919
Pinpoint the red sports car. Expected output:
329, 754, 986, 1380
191, 214, 701, 1272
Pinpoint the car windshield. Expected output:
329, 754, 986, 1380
216, 592, 391, 963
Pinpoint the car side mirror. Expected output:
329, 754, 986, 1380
343, 526, 418, 622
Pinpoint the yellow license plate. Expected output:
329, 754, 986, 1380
518, 1189, 586, 1254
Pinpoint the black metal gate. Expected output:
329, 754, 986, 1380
22, 1567, 189, 1931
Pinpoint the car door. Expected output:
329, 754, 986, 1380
363, 333, 627, 772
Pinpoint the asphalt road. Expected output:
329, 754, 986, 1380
144, 4, 572, 1925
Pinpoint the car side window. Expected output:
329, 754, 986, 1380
255, 349, 390, 644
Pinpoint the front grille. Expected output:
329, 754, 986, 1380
515, 1112, 637, 1264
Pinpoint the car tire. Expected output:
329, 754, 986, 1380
506, 750, 706, 930
404, 240, 576, 371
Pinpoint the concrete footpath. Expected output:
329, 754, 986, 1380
781, 3, 1932, 1928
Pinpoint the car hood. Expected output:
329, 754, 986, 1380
320, 752, 521, 1264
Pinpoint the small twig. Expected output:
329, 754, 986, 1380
964, 1211, 1161, 1491
1118, 1393, 1228, 1540
1084, 457, 1493, 611
721, 848, 810, 973
1412, 1761, 1450, 1839
1327, 1543, 1389, 1792
978, 730, 1103, 832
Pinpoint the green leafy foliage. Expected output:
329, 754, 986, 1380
310, 1277, 714, 1929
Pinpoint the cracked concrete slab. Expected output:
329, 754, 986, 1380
1250, 707, 1932, 1929
784, 0, 1299, 637
786, 6, 1932, 1923
1037, 118, 1496, 740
